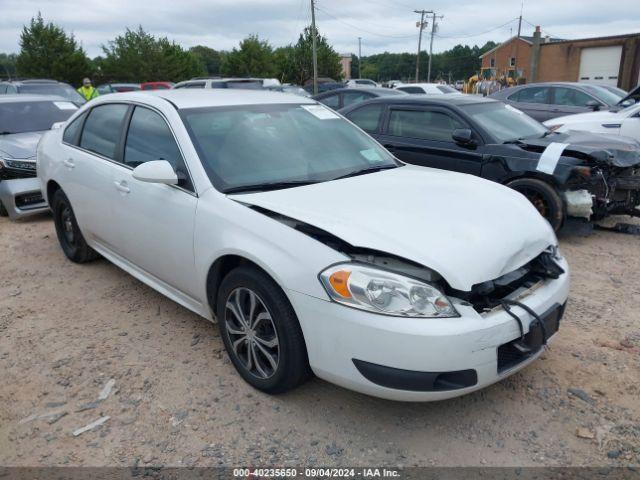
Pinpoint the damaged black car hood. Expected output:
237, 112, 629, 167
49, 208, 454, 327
514, 131, 640, 168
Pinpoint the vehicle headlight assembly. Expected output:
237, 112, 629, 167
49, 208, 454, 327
319, 264, 458, 318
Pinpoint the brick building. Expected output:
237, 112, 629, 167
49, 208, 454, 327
480, 27, 640, 90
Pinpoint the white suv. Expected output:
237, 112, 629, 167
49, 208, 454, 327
37, 90, 569, 401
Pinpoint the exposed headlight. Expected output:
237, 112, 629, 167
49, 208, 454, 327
319, 263, 458, 318
3, 158, 36, 170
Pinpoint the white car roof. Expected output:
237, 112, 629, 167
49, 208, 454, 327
97, 89, 317, 109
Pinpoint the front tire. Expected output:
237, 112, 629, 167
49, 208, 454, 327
51, 189, 99, 263
216, 266, 311, 394
0, 200, 8, 217
507, 178, 565, 232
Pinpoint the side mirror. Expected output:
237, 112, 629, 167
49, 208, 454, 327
620, 99, 635, 108
452, 128, 475, 146
132, 160, 178, 185
585, 100, 601, 111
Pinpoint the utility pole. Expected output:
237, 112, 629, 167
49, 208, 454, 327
414, 10, 429, 83
310, 0, 318, 95
427, 11, 443, 83
514, 1, 523, 81
358, 37, 362, 79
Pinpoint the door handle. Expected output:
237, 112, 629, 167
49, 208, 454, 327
114, 180, 130, 194
63, 158, 75, 169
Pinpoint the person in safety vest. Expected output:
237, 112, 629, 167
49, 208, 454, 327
77, 78, 99, 101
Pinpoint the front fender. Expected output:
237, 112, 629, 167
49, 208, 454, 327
193, 189, 348, 311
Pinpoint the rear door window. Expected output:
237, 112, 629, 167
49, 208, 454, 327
551, 87, 595, 106
510, 86, 550, 104
79, 104, 129, 159
388, 108, 465, 142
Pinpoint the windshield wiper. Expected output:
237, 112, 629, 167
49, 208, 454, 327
503, 137, 526, 145
224, 180, 318, 194
331, 164, 399, 181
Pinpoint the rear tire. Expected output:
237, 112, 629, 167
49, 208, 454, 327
216, 266, 311, 394
507, 177, 565, 232
51, 189, 99, 263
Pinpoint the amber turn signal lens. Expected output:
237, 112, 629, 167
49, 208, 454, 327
329, 270, 352, 298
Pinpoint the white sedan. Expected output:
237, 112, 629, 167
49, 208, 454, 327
395, 83, 460, 95
544, 102, 640, 140
37, 90, 570, 401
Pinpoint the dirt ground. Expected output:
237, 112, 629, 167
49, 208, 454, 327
0, 213, 639, 468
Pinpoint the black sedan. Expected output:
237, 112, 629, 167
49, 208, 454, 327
340, 95, 640, 231
313, 87, 406, 110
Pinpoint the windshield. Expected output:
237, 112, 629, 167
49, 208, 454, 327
581, 84, 622, 105
600, 85, 627, 98
19, 83, 85, 104
181, 103, 397, 192
461, 102, 548, 143
0, 100, 78, 134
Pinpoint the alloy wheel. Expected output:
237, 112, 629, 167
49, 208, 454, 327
224, 287, 280, 379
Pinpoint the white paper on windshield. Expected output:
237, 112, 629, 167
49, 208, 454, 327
505, 104, 524, 115
53, 101, 78, 110
302, 104, 339, 120
537, 142, 569, 174
360, 148, 384, 163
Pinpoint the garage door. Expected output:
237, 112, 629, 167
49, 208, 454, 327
578, 46, 622, 86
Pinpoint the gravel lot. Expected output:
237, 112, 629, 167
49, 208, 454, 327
0, 214, 639, 468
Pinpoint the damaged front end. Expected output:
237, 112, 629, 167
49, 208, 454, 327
250, 204, 564, 314
563, 162, 640, 221
563, 164, 640, 221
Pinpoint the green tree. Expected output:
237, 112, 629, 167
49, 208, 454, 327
0, 53, 18, 80
99, 26, 204, 83
276, 27, 342, 85
189, 45, 223, 76
16, 13, 92, 85
221, 35, 275, 77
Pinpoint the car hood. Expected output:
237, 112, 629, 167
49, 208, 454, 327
515, 131, 640, 168
0, 131, 43, 159
230, 166, 556, 291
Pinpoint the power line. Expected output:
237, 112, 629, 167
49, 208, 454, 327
434, 17, 519, 39
314, 6, 416, 39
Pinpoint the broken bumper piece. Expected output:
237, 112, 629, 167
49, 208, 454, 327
0, 178, 49, 220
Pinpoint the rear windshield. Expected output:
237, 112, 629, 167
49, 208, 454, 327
19, 83, 85, 104
0, 100, 78, 134
211, 81, 264, 90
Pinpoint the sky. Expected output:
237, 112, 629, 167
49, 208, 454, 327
0, 0, 639, 58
